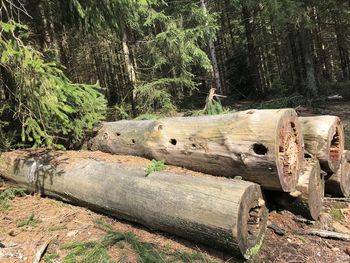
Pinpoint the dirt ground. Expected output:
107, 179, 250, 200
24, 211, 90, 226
0, 188, 349, 263
0, 102, 350, 263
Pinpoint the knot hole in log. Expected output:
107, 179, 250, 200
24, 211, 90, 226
252, 144, 268, 155
170, 139, 177, 146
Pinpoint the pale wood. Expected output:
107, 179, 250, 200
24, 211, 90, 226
299, 116, 344, 173
306, 229, 350, 242
325, 150, 350, 197
90, 109, 304, 191
0, 150, 268, 259
271, 159, 324, 220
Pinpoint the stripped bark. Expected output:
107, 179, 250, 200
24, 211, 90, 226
0, 150, 268, 259
90, 109, 304, 191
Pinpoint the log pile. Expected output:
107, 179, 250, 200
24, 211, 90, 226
0, 108, 349, 259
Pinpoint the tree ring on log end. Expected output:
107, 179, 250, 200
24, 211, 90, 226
327, 119, 344, 172
276, 110, 304, 192
237, 184, 268, 259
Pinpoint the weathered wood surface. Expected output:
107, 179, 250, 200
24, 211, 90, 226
0, 150, 268, 259
90, 109, 304, 191
271, 159, 324, 220
325, 150, 350, 197
306, 229, 350, 242
299, 116, 344, 173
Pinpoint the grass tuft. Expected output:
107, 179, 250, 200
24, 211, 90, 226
63, 219, 214, 263
43, 252, 59, 263
145, 160, 166, 176
16, 212, 41, 228
0, 187, 26, 212
329, 208, 344, 222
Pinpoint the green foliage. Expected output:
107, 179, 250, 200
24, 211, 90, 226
48, 224, 67, 232
0, 20, 106, 149
0, 187, 26, 212
204, 98, 229, 116
329, 208, 344, 222
132, 1, 218, 114
67, 219, 214, 263
43, 252, 59, 263
145, 160, 166, 176
16, 212, 41, 228
134, 113, 163, 120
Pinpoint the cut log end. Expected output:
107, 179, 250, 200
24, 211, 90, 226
238, 185, 268, 259
328, 119, 344, 172
305, 160, 324, 220
300, 116, 344, 173
326, 150, 350, 197
270, 159, 324, 220
276, 110, 304, 192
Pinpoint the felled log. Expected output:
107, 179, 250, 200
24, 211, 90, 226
0, 150, 268, 259
269, 159, 324, 220
90, 109, 304, 191
325, 150, 350, 197
299, 116, 344, 173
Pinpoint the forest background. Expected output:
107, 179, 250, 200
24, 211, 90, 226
0, 0, 349, 150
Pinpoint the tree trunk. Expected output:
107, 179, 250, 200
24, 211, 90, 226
241, 4, 264, 96
90, 109, 304, 191
299, 116, 344, 173
0, 150, 268, 259
271, 159, 324, 220
121, 27, 137, 115
200, 0, 223, 94
325, 150, 350, 197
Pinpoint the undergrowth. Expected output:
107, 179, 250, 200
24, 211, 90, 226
0, 187, 26, 212
63, 219, 213, 263
16, 212, 41, 228
329, 208, 344, 222
43, 252, 59, 263
145, 160, 166, 176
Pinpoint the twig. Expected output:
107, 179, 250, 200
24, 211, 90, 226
324, 197, 350, 202
305, 229, 350, 242
32, 239, 52, 263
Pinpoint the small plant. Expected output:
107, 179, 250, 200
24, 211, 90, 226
48, 224, 67, 232
0, 187, 26, 212
145, 160, 167, 176
329, 208, 344, 222
43, 252, 59, 263
16, 212, 41, 228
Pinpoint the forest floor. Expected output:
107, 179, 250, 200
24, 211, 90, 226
0, 102, 350, 263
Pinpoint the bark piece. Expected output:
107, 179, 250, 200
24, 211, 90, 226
306, 229, 350, 242
0, 150, 268, 259
325, 150, 350, 197
90, 109, 304, 191
299, 116, 344, 173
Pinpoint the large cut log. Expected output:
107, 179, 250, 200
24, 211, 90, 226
325, 150, 350, 197
268, 158, 324, 220
0, 150, 268, 259
299, 116, 344, 173
90, 109, 304, 191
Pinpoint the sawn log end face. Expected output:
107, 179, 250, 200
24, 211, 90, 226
274, 109, 304, 192
300, 116, 344, 173
237, 183, 268, 259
